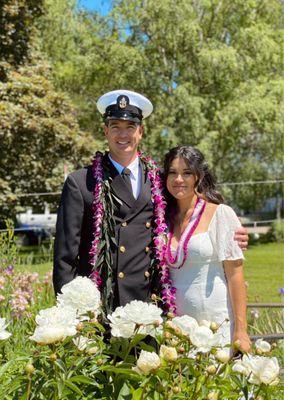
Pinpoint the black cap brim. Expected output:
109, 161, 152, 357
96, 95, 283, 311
104, 109, 142, 124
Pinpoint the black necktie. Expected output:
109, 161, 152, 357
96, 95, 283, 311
121, 167, 134, 197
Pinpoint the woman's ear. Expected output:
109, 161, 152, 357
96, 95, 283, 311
194, 175, 200, 188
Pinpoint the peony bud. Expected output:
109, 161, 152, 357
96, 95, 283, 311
49, 353, 57, 362
177, 346, 185, 354
87, 346, 99, 355
167, 312, 174, 319
151, 294, 157, 301
159, 345, 178, 362
207, 391, 218, 400
233, 339, 241, 350
133, 350, 161, 374
164, 331, 172, 340
255, 339, 271, 354
206, 365, 217, 375
165, 320, 174, 329
96, 358, 104, 366
215, 349, 230, 363
173, 386, 181, 394
76, 322, 84, 331
174, 327, 182, 336
25, 363, 35, 374
210, 322, 219, 332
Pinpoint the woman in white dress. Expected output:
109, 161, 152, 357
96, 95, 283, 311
163, 146, 251, 353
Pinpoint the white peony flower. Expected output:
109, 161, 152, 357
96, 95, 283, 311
255, 338, 271, 354
108, 301, 163, 338
57, 276, 101, 317
215, 349, 230, 363
0, 318, 11, 340
245, 355, 280, 385
232, 357, 251, 376
108, 306, 138, 338
190, 326, 221, 353
171, 315, 199, 337
159, 345, 178, 362
30, 306, 79, 344
122, 300, 163, 326
133, 350, 161, 374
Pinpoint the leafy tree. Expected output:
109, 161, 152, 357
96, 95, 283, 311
0, 0, 95, 220
37, 0, 112, 137
111, 0, 284, 213
0, 0, 43, 66
37, 0, 283, 214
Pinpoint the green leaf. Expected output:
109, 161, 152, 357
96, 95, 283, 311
129, 334, 147, 349
54, 359, 67, 373
64, 380, 84, 396
140, 341, 158, 353
100, 366, 141, 379
117, 382, 132, 400
132, 387, 144, 400
69, 375, 98, 386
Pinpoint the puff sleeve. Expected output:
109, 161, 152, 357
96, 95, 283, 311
209, 204, 244, 262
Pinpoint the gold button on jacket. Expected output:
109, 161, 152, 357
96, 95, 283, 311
121, 221, 127, 227
145, 221, 151, 228
144, 271, 150, 278
145, 246, 150, 253
119, 246, 126, 253
118, 272, 125, 279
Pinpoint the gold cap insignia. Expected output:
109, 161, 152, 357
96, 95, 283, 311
119, 96, 127, 109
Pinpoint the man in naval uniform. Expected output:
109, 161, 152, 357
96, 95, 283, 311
53, 89, 248, 311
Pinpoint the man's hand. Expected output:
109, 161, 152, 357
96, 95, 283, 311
234, 227, 248, 251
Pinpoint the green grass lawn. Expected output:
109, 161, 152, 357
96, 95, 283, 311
17, 261, 52, 277
16, 242, 284, 302
244, 242, 284, 303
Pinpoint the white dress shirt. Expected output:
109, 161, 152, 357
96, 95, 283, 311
109, 154, 141, 199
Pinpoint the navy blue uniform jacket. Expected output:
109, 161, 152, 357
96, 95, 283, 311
53, 155, 157, 310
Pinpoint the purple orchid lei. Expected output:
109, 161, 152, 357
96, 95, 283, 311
139, 151, 177, 314
89, 151, 104, 288
89, 150, 176, 314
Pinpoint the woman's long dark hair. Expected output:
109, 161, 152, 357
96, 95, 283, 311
163, 146, 224, 214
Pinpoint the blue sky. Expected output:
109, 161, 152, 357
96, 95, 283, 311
77, 0, 112, 15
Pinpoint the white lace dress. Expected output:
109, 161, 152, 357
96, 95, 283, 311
169, 204, 244, 346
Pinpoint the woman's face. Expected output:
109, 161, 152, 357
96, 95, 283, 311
166, 157, 197, 200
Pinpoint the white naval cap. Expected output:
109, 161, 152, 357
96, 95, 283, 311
96, 89, 153, 123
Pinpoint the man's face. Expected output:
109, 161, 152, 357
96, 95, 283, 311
104, 119, 143, 163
